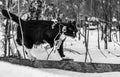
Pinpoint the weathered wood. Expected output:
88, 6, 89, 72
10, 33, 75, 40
0, 57, 120, 73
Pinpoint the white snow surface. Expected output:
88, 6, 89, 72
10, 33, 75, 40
0, 61, 68, 77
0, 61, 120, 77
0, 30, 120, 63
0, 27, 120, 77
7, 30, 120, 64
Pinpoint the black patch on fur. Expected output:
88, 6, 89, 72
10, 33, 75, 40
2, 9, 77, 57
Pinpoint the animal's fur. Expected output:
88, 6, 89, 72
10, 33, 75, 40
2, 9, 77, 59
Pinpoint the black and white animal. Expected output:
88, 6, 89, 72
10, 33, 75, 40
2, 9, 77, 60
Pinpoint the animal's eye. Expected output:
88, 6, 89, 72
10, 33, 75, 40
69, 28, 73, 30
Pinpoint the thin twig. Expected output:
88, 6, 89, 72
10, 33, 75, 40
64, 48, 85, 55
46, 47, 54, 60
18, 0, 26, 59
112, 33, 120, 46
97, 24, 100, 49
99, 49, 107, 58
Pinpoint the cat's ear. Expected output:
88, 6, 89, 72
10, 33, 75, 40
72, 21, 76, 26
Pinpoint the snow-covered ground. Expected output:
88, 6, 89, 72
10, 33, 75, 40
0, 29, 120, 63
0, 61, 120, 77
9, 30, 120, 64
0, 28, 120, 77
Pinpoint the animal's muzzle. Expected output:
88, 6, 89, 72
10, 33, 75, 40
72, 32, 76, 38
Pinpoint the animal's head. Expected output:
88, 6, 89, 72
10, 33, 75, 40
63, 21, 78, 38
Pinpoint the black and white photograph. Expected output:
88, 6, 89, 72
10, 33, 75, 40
0, 0, 120, 77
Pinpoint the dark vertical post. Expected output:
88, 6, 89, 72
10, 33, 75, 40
119, 22, 120, 42
103, 0, 108, 49
97, 24, 100, 49
104, 20, 108, 49
84, 16, 89, 62
4, 20, 8, 57
8, 22, 11, 57
108, 0, 112, 42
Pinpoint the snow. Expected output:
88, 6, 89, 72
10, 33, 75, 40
41, 69, 120, 77
0, 24, 120, 76
0, 29, 120, 63
0, 61, 120, 77
0, 61, 68, 77
20, 30, 120, 64
0, 1, 2, 5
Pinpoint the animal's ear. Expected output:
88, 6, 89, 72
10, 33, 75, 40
72, 21, 76, 26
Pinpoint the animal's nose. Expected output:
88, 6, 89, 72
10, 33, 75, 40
73, 32, 76, 37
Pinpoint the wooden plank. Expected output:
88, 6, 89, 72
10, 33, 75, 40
0, 57, 120, 73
